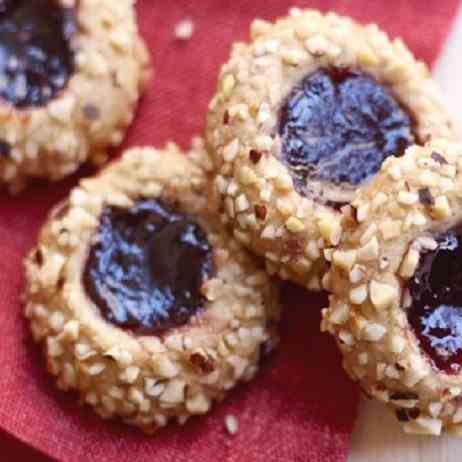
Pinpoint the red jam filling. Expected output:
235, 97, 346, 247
84, 199, 214, 335
408, 225, 462, 374
279, 68, 415, 206
0, 0, 75, 107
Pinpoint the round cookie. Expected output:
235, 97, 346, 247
206, 8, 454, 290
24, 140, 280, 433
322, 140, 462, 436
0, 0, 150, 193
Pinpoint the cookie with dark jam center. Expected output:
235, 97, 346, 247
0, 0, 76, 107
279, 68, 415, 202
408, 225, 462, 374
84, 199, 215, 335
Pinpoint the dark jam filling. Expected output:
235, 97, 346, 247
278, 68, 415, 203
83, 199, 215, 336
408, 225, 462, 374
0, 0, 76, 107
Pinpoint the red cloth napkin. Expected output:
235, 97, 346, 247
0, 1, 459, 461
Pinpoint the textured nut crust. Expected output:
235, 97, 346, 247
205, 8, 454, 291
24, 140, 280, 433
0, 0, 151, 193
323, 140, 462, 436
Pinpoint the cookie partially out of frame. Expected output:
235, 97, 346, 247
24, 140, 280, 433
206, 8, 454, 291
323, 140, 462, 436
0, 0, 150, 193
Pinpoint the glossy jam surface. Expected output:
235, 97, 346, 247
279, 68, 414, 202
408, 225, 462, 374
84, 199, 214, 335
0, 0, 75, 107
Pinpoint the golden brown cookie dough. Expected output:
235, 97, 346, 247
322, 139, 462, 436
0, 0, 150, 193
24, 140, 280, 433
206, 8, 454, 291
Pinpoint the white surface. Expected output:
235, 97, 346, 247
349, 6, 462, 461
349, 398, 461, 462
433, 6, 462, 136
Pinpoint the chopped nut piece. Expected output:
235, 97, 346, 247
329, 303, 349, 325
418, 187, 434, 206
398, 191, 418, 206
369, 280, 398, 310
357, 237, 379, 261
432, 196, 451, 219
356, 204, 370, 223
431, 151, 448, 164
286, 216, 305, 233
339, 329, 355, 346
235, 194, 250, 213
249, 149, 263, 164
399, 248, 420, 278
318, 214, 342, 245
362, 323, 386, 342
223, 139, 240, 162
389, 335, 406, 354
160, 379, 186, 404
403, 417, 442, 436
380, 220, 401, 240
349, 264, 366, 284
174, 19, 194, 40
360, 224, 378, 245
186, 393, 211, 414
225, 414, 239, 435
333, 249, 357, 271
254, 204, 267, 221
349, 285, 368, 305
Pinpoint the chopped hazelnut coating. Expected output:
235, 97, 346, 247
24, 140, 280, 433
323, 140, 462, 436
0, 0, 151, 193
206, 8, 454, 290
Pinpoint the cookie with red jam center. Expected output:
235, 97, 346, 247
0, 0, 151, 193
24, 142, 280, 433
206, 9, 454, 290
323, 140, 462, 436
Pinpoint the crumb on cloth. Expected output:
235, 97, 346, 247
174, 19, 194, 40
225, 414, 239, 435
